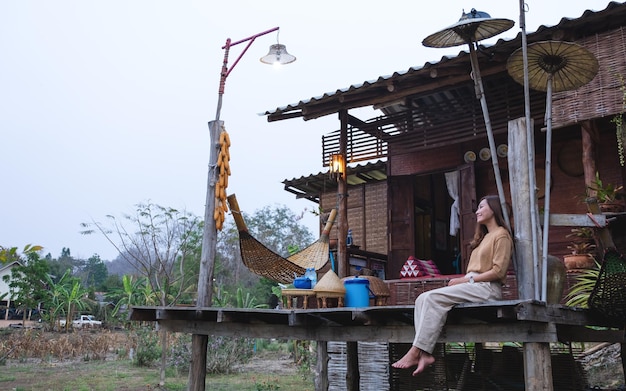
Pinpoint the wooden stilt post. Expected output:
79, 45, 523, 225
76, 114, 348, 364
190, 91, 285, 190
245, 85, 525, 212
315, 341, 329, 391
346, 341, 360, 391
509, 118, 554, 390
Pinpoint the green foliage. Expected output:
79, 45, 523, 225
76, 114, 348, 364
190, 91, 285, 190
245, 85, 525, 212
79, 254, 109, 290
256, 378, 281, 390
565, 262, 601, 308
46, 247, 82, 285
588, 172, 624, 203
132, 326, 162, 367
287, 244, 300, 256
255, 339, 290, 353
105, 275, 154, 327
212, 286, 269, 309
293, 340, 315, 381
2, 250, 49, 322
566, 227, 596, 255
0, 244, 43, 264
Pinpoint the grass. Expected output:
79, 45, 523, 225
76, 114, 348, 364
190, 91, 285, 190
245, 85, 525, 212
0, 357, 312, 391
0, 329, 314, 391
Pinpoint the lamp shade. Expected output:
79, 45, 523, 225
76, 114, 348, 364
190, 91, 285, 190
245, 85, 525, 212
423, 8, 514, 48
506, 40, 599, 93
260, 44, 296, 65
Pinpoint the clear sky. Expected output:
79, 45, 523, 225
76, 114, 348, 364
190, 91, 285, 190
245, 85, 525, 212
1, 0, 617, 261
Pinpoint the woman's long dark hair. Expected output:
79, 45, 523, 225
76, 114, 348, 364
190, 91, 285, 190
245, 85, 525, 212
470, 195, 511, 249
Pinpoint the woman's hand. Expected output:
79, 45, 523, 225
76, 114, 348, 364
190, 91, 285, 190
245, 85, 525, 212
448, 277, 468, 286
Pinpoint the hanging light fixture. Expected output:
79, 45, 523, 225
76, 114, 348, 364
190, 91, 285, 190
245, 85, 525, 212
329, 153, 345, 180
260, 43, 296, 65
260, 30, 296, 65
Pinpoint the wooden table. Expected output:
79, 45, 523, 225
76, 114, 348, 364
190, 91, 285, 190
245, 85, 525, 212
315, 291, 345, 308
281, 288, 316, 309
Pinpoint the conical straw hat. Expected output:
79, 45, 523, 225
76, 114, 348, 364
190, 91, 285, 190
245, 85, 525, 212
313, 269, 346, 294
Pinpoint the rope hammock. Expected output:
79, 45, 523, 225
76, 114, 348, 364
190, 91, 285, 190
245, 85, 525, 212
226, 194, 337, 284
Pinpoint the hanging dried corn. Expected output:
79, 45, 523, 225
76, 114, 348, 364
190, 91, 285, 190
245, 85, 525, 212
214, 126, 231, 230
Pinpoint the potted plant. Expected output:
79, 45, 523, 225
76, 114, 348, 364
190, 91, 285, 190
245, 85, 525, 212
563, 227, 597, 270
564, 259, 600, 307
587, 172, 624, 213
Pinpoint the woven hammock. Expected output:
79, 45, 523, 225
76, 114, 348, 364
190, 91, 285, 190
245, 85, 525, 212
226, 194, 337, 284
588, 248, 626, 324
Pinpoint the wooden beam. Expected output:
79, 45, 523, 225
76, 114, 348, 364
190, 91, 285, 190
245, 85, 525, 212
547, 213, 606, 227
557, 325, 625, 342
154, 319, 564, 343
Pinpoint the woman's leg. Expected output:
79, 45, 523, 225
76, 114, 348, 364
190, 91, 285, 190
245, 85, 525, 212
393, 282, 498, 375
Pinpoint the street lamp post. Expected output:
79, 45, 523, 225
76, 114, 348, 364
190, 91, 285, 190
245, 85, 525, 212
189, 27, 295, 391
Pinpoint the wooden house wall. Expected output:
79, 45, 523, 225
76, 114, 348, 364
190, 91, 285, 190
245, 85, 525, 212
384, 118, 625, 277
315, 23, 626, 282
320, 181, 388, 255
552, 26, 626, 128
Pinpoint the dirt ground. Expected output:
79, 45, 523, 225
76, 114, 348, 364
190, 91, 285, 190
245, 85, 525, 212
236, 350, 299, 375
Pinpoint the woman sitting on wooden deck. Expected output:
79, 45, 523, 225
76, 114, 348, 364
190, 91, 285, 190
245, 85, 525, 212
392, 195, 513, 376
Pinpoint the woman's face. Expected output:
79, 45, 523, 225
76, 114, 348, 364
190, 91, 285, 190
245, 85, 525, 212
475, 199, 495, 225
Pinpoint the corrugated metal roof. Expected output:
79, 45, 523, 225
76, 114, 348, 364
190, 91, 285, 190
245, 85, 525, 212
282, 160, 386, 203
264, 1, 626, 122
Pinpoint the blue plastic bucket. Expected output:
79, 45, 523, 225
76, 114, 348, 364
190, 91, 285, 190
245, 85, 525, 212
344, 277, 370, 307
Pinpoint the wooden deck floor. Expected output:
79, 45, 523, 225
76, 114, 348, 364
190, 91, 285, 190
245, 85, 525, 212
130, 300, 624, 344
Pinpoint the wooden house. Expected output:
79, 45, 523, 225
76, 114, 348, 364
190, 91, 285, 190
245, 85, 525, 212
131, 4, 626, 390
273, 2, 626, 281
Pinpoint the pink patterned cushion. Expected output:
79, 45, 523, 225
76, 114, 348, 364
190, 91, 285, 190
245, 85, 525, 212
417, 259, 441, 276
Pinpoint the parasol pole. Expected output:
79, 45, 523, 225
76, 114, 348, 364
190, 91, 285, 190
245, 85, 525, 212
519, 0, 541, 300
467, 42, 511, 231
541, 75, 554, 302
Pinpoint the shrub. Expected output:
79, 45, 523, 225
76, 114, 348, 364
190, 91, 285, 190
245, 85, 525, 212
166, 333, 254, 375
168, 333, 191, 374
132, 326, 161, 367
206, 336, 254, 374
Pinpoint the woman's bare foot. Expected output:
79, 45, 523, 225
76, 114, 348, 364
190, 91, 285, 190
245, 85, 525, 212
391, 346, 421, 369
412, 352, 436, 376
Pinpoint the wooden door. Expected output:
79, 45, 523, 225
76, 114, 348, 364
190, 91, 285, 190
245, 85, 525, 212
458, 163, 477, 271
388, 175, 415, 277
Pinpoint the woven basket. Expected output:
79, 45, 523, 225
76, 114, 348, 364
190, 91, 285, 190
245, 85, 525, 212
588, 248, 626, 324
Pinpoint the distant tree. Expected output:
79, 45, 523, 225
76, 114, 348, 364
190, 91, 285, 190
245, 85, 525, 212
76, 254, 108, 289
1, 248, 49, 322
215, 204, 314, 305
101, 273, 124, 292
47, 247, 82, 283
47, 270, 90, 331
106, 274, 148, 323
81, 202, 202, 307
